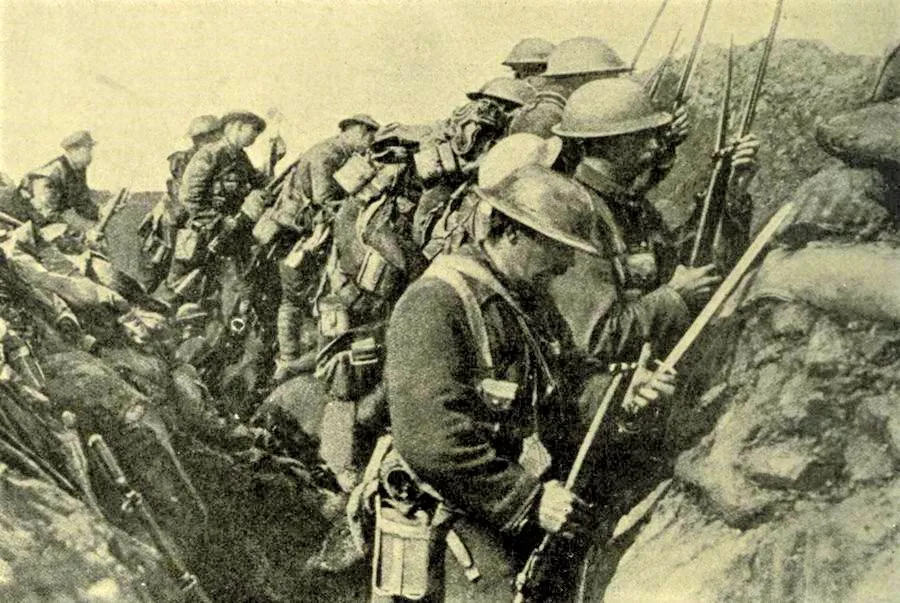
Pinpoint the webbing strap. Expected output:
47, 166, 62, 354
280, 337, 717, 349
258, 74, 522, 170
423, 259, 493, 373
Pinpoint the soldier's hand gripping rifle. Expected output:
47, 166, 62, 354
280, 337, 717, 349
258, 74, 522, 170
513, 202, 796, 603
87, 434, 212, 603
688, 0, 785, 268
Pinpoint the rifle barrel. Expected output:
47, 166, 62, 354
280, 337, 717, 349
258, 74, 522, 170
631, 0, 671, 70
673, 0, 714, 106
738, 0, 785, 136
688, 39, 735, 267
648, 26, 682, 102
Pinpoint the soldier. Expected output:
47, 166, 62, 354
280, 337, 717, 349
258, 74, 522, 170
8, 131, 102, 244
377, 165, 675, 601
421, 132, 563, 259
502, 37, 555, 87
412, 80, 534, 253
138, 115, 222, 293
508, 37, 631, 139
312, 125, 427, 490
273, 114, 380, 381
550, 77, 759, 359
164, 111, 273, 306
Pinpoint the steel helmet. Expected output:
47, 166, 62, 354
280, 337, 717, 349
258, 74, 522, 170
479, 164, 599, 255
186, 115, 222, 138
543, 37, 631, 78
503, 38, 556, 66
553, 78, 672, 138
871, 39, 900, 103
478, 133, 563, 188
467, 77, 537, 107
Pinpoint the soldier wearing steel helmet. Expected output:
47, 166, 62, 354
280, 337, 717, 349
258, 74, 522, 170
138, 115, 222, 294
273, 114, 380, 382
502, 37, 555, 88
508, 37, 631, 139
372, 164, 675, 601
411, 80, 533, 255
163, 111, 275, 306
550, 77, 760, 359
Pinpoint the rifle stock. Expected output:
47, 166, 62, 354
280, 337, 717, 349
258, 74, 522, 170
87, 434, 212, 603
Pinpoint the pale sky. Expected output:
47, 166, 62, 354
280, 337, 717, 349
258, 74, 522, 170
1, 0, 897, 191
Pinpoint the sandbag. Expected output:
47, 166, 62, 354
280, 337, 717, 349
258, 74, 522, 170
778, 164, 893, 244
815, 99, 900, 169
742, 244, 900, 324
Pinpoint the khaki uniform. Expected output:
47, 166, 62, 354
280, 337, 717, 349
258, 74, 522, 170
314, 158, 424, 485
382, 248, 596, 601
11, 156, 97, 227
275, 136, 356, 363
165, 138, 267, 301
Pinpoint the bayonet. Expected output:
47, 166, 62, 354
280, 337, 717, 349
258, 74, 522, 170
631, 0, 671, 71
648, 26, 682, 102
673, 0, 714, 108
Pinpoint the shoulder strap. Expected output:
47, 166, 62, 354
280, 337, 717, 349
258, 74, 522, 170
422, 258, 493, 374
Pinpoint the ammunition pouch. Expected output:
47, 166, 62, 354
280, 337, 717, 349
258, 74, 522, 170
252, 206, 282, 246
315, 331, 383, 401
240, 189, 269, 223
414, 142, 461, 184
372, 498, 451, 600
173, 226, 203, 262
478, 377, 518, 413
334, 154, 379, 196
356, 246, 403, 299
317, 294, 350, 339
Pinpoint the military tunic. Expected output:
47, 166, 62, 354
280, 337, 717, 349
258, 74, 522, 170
385, 247, 591, 600
179, 138, 267, 222
508, 82, 576, 139
275, 136, 356, 363
550, 161, 692, 361
13, 156, 97, 227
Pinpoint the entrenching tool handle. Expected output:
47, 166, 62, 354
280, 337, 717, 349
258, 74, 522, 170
666, 202, 796, 368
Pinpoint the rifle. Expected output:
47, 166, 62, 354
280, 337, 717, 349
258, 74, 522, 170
647, 26, 682, 102
513, 362, 632, 603
672, 0, 714, 109
96, 187, 130, 235
513, 202, 795, 602
87, 434, 212, 603
688, 0, 785, 267
630, 0, 671, 71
